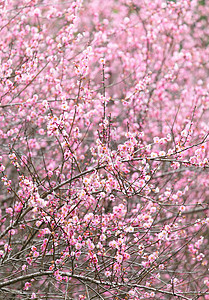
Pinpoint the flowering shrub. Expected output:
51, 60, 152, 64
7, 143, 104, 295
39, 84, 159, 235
0, 0, 209, 299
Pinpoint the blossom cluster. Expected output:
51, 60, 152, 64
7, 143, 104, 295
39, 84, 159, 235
0, 0, 209, 299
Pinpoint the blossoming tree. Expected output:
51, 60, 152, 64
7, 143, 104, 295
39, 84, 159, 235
0, 0, 209, 299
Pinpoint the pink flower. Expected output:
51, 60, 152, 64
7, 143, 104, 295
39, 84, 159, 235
0, 164, 5, 172
105, 271, 111, 277
179, 206, 185, 212
31, 246, 37, 251
75, 242, 82, 250
31, 293, 37, 299
123, 252, 130, 260
33, 251, 39, 258
116, 254, 123, 263
86, 239, 95, 250
24, 282, 31, 290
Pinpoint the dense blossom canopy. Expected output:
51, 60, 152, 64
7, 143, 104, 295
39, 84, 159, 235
0, 0, 209, 299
